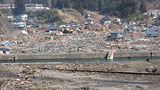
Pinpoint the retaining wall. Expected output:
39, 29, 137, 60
0, 51, 159, 61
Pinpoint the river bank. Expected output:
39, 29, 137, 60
1, 61, 160, 90
0, 51, 160, 61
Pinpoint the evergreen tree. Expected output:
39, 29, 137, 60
14, 0, 25, 15
140, 0, 147, 13
0, 0, 4, 4
10, 0, 150, 18
75, 0, 84, 15
51, 0, 57, 8
98, 0, 102, 11
48, 0, 52, 8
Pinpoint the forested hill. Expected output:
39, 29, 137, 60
0, 0, 160, 18
49, 0, 159, 18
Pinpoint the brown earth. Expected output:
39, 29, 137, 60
0, 61, 160, 90
58, 9, 85, 23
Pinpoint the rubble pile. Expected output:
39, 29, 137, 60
0, 11, 159, 55
0, 65, 40, 90
22, 65, 39, 74
1, 75, 34, 90
0, 62, 160, 90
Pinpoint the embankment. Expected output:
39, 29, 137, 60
0, 51, 160, 61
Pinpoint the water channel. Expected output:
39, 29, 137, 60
0, 57, 160, 64
98, 80, 155, 86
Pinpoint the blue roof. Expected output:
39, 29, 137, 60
0, 48, 10, 51
111, 31, 123, 34
12, 25, 25, 29
147, 27, 158, 37
3, 41, 10, 45
11, 19, 25, 22
42, 24, 53, 27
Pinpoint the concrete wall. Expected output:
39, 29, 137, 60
0, 51, 159, 61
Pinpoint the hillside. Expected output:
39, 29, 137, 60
0, 11, 17, 34
0, 19, 4, 34
57, 9, 105, 23
145, 0, 160, 9
58, 9, 85, 23
0, 0, 159, 20
86, 11, 104, 22
24, 0, 160, 18
0, 0, 159, 10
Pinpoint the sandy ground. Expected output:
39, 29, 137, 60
0, 61, 160, 90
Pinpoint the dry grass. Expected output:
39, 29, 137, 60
58, 9, 105, 23
86, 11, 105, 22
58, 9, 85, 23
146, 0, 160, 9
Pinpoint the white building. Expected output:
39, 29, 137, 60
0, 4, 15, 9
25, 4, 49, 11
0, 4, 49, 11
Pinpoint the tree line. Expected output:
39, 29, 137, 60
30, 0, 148, 18
0, 0, 154, 18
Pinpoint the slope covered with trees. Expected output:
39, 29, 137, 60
31, 0, 160, 18
0, 0, 159, 18
14, 0, 25, 15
